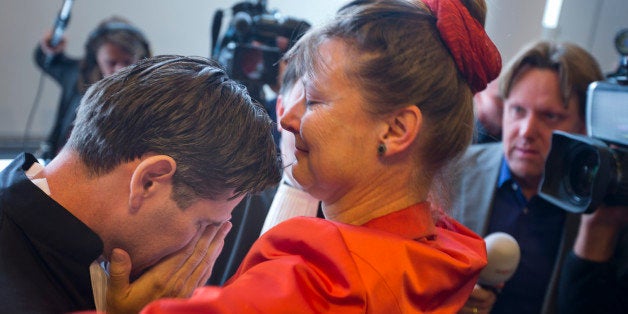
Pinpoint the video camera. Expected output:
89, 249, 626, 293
539, 29, 628, 214
211, 0, 311, 99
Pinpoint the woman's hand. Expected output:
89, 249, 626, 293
105, 221, 232, 314
458, 284, 497, 314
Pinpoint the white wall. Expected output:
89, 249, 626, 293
486, 0, 546, 67
0, 0, 625, 145
0, 0, 342, 144
556, 0, 627, 73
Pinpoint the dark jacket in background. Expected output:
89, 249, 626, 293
207, 187, 277, 285
558, 231, 628, 314
34, 47, 83, 159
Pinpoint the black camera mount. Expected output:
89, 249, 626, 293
210, 0, 311, 103
609, 28, 628, 84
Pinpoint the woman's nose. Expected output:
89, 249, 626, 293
280, 99, 304, 135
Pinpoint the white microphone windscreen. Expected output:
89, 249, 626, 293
478, 232, 521, 287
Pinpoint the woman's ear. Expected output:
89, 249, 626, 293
276, 94, 285, 132
128, 155, 177, 212
379, 105, 422, 156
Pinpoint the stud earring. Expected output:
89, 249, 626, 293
377, 143, 387, 156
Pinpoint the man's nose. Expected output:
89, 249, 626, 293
519, 114, 540, 138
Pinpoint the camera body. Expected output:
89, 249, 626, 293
539, 81, 628, 213
212, 1, 310, 91
539, 29, 628, 214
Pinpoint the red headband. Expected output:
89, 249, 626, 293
422, 0, 502, 93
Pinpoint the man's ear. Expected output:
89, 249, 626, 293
128, 155, 177, 211
380, 105, 422, 156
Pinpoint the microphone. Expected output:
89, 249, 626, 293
478, 232, 521, 292
45, 0, 74, 68
49, 0, 75, 48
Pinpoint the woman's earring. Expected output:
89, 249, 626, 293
377, 143, 387, 156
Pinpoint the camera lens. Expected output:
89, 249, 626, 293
565, 146, 599, 203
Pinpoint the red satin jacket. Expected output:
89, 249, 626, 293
142, 203, 486, 313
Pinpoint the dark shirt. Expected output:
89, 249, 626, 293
208, 182, 324, 286
0, 153, 103, 313
487, 158, 566, 314
208, 187, 277, 285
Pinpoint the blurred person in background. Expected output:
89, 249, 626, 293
449, 41, 606, 314
34, 16, 151, 161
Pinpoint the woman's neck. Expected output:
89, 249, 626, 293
323, 169, 427, 225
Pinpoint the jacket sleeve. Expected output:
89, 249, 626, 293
33, 44, 77, 84
557, 232, 628, 314
141, 220, 368, 314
